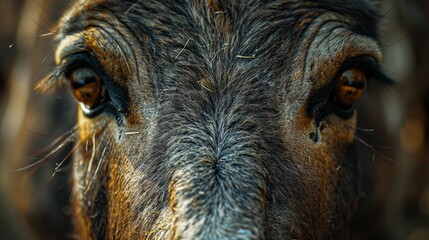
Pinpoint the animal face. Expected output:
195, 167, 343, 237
39, 0, 392, 239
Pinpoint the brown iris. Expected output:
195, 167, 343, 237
68, 67, 105, 114
335, 69, 367, 108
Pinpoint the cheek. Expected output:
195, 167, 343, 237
317, 114, 361, 209
321, 112, 357, 149
77, 110, 117, 142
283, 113, 338, 191
282, 110, 359, 212
78, 110, 93, 141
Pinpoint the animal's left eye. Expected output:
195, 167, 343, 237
332, 68, 367, 118
68, 67, 107, 117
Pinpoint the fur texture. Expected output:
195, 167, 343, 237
46, 0, 385, 239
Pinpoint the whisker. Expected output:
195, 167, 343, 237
49, 140, 81, 180
341, 119, 394, 144
339, 119, 398, 163
15, 135, 75, 172
25, 126, 66, 137
55, 141, 80, 172
41, 54, 50, 64
85, 132, 97, 186
15, 125, 79, 172
355, 127, 375, 132
40, 32, 54, 37
84, 139, 109, 195
377, 0, 400, 24
85, 138, 89, 152
379, 34, 410, 50
31, 125, 79, 155
355, 135, 395, 163
33, 0, 76, 32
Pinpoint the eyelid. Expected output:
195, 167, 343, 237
35, 51, 102, 93
60, 52, 101, 77
336, 56, 395, 87
63, 53, 129, 116
37, 51, 129, 117
306, 56, 394, 121
55, 33, 86, 65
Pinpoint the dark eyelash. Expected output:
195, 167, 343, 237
36, 52, 99, 92
339, 56, 395, 87
61, 52, 101, 77
306, 56, 395, 121
38, 52, 129, 116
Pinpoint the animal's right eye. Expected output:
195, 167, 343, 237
331, 68, 367, 118
67, 67, 107, 117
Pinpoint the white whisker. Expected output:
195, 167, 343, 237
85, 132, 97, 185
15, 125, 79, 172
49, 140, 81, 180
355, 135, 394, 163
84, 137, 109, 195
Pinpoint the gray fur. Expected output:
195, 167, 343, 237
50, 0, 384, 239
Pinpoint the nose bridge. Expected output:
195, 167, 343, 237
166, 92, 269, 239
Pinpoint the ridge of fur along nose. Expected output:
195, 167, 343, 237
162, 90, 276, 239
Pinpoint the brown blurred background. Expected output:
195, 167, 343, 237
0, 0, 428, 239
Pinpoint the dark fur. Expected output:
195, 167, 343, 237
49, 0, 383, 239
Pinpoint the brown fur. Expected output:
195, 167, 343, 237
40, 0, 392, 239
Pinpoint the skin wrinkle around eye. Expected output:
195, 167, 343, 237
51, 22, 152, 124
283, 14, 383, 130
304, 24, 382, 89
55, 17, 140, 86
50, 15, 159, 171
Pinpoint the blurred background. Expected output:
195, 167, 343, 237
0, 0, 428, 239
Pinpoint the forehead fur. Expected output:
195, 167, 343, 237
55, 0, 381, 96
59, 0, 380, 39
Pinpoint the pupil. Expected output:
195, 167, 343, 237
340, 69, 366, 89
70, 68, 98, 89
342, 79, 365, 89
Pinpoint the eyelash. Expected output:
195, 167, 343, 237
307, 56, 394, 124
339, 56, 394, 87
59, 52, 129, 118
